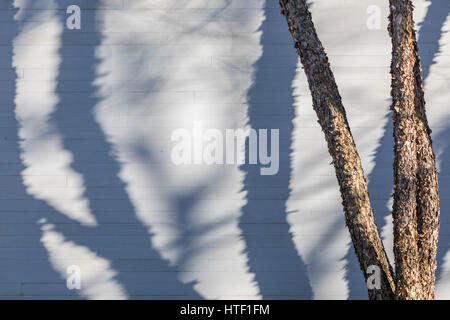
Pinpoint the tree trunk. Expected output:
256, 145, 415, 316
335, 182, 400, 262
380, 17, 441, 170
389, 0, 440, 300
279, 0, 396, 299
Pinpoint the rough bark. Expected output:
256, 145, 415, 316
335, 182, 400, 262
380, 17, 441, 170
388, 0, 440, 300
279, 0, 395, 299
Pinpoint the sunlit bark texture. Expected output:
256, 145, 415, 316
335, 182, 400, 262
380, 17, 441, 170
389, 0, 440, 300
279, 0, 395, 299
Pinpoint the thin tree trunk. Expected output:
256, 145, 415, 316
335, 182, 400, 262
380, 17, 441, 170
279, 0, 396, 299
389, 0, 440, 300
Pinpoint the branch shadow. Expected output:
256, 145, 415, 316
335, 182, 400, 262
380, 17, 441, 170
238, 1, 313, 299
417, 0, 449, 86
0, 2, 79, 299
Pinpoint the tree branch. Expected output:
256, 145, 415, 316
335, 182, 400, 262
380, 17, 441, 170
388, 0, 440, 299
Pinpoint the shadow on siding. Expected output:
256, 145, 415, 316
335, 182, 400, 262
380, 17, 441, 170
47, 0, 202, 299
0, 2, 78, 299
238, 1, 313, 299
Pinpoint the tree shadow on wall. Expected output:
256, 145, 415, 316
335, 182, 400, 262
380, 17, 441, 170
44, 0, 202, 299
0, 2, 78, 299
238, 0, 313, 299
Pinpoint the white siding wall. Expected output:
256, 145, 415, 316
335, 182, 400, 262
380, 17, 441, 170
0, 0, 447, 299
